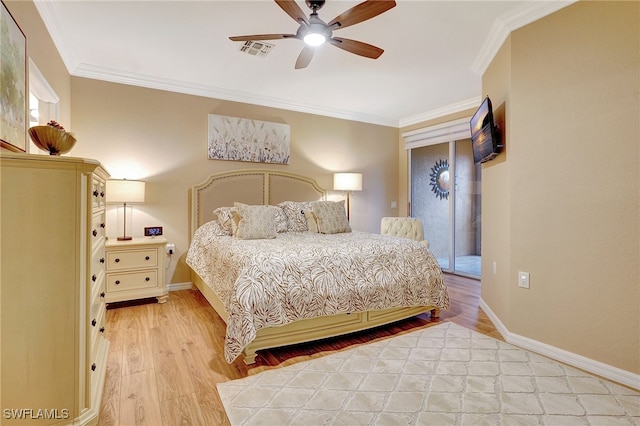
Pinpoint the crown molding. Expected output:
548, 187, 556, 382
471, 0, 578, 75
33, 1, 81, 72
398, 97, 481, 129
72, 63, 398, 127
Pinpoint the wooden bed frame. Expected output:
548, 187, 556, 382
188, 169, 439, 364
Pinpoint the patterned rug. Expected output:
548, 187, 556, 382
217, 322, 639, 425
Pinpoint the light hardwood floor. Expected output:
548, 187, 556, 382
97, 273, 500, 425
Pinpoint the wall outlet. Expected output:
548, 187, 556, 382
166, 243, 175, 255
492, 261, 497, 274
518, 271, 530, 289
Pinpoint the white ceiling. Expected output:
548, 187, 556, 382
34, 0, 574, 127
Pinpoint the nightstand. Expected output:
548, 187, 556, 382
105, 237, 169, 304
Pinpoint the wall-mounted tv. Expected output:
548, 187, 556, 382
470, 96, 503, 164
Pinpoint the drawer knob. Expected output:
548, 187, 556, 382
100, 327, 105, 333
92, 274, 97, 282
91, 363, 96, 372
115, 280, 120, 285
145, 277, 150, 282
93, 190, 99, 197
145, 256, 150, 261
100, 191, 105, 198
91, 319, 97, 327
100, 292, 105, 298
115, 258, 120, 263
100, 223, 106, 228
92, 229, 98, 237
99, 258, 105, 264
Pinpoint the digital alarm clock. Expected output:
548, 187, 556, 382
144, 226, 163, 237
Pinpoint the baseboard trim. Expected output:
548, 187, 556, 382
167, 282, 193, 291
479, 299, 640, 391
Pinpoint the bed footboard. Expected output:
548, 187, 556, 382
191, 270, 438, 365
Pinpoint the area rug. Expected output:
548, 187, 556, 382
217, 322, 639, 425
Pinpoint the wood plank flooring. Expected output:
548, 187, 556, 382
97, 273, 499, 426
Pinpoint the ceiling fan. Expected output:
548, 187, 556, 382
229, 0, 397, 69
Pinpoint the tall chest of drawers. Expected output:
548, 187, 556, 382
0, 153, 110, 425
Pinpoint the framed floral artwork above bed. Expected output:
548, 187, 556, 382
207, 114, 290, 164
0, 0, 27, 152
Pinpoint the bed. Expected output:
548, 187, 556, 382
186, 169, 449, 364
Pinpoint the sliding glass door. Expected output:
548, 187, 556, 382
410, 139, 481, 277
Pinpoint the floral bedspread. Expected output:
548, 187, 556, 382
186, 222, 450, 363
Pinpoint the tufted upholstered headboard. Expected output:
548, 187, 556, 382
189, 169, 327, 236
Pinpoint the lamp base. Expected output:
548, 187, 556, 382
117, 236, 133, 241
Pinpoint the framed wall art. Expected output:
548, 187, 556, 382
0, 0, 27, 152
208, 114, 290, 164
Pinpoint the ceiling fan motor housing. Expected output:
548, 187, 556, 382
306, 0, 326, 11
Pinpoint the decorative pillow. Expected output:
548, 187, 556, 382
234, 203, 288, 233
234, 204, 277, 240
213, 206, 237, 234
209, 220, 231, 236
302, 209, 319, 233
278, 201, 312, 232
310, 200, 351, 234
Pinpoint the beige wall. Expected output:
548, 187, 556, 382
9, 0, 639, 376
69, 78, 399, 283
5, 0, 399, 291
482, 1, 639, 373
478, 33, 513, 348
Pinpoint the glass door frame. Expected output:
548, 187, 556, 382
403, 117, 479, 278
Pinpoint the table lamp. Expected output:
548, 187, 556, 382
106, 179, 145, 240
333, 172, 362, 221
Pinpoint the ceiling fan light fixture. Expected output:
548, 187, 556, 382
303, 32, 326, 46
229, 0, 396, 68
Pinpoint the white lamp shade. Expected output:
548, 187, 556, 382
106, 180, 145, 204
333, 173, 362, 192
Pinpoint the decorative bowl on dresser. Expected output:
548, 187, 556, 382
28, 120, 77, 155
0, 153, 110, 425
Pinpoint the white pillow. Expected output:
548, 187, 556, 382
310, 200, 351, 234
234, 204, 277, 240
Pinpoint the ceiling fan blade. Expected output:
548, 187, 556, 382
295, 45, 315, 69
329, 37, 384, 59
229, 34, 296, 41
275, 0, 309, 25
328, 0, 396, 30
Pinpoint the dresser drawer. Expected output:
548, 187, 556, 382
107, 248, 158, 271
92, 177, 106, 209
91, 211, 106, 242
89, 309, 106, 372
89, 311, 105, 348
106, 270, 158, 292
90, 245, 106, 279
90, 279, 105, 322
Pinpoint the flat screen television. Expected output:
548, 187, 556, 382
470, 96, 503, 164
